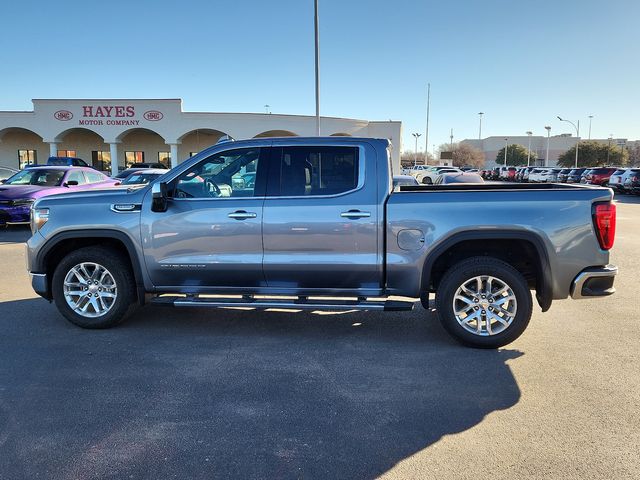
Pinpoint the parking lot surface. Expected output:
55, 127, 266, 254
0, 196, 638, 480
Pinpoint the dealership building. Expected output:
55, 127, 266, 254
0, 99, 403, 175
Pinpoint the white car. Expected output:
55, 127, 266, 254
416, 167, 462, 184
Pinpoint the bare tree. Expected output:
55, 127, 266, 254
437, 142, 485, 168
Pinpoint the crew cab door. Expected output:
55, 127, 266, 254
141, 147, 268, 288
262, 142, 382, 293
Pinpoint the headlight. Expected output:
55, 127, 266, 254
11, 198, 35, 207
30, 207, 49, 234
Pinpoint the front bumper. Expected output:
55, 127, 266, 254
0, 205, 30, 225
570, 265, 617, 299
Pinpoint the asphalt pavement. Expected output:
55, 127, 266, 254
0, 196, 638, 479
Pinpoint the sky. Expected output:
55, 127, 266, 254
1, 0, 638, 153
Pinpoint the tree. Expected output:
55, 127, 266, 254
557, 141, 628, 168
495, 144, 537, 166
437, 142, 485, 168
626, 144, 640, 167
400, 151, 435, 167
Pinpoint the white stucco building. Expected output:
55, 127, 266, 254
0, 99, 403, 175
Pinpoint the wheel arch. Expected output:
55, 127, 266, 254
35, 229, 145, 304
421, 230, 553, 312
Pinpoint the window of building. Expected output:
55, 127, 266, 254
125, 151, 145, 168
18, 149, 37, 169
275, 146, 359, 196
57, 150, 77, 157
158, 151, 171, 167
91, 151, 111, 172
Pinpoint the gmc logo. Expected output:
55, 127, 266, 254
143, 110, 163, 121
54, 110, 73, 121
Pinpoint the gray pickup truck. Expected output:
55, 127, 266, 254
26, 137, 617, 348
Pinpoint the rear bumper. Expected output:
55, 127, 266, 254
570, 265, 617, 299
30, 272, 50, 300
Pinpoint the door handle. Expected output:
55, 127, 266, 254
340, 210, 371, 219
228, 210, 257, 220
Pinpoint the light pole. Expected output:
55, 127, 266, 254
412, 132, 422, 167
526, 131, 533, 167
607, 134, 613, 164
588, 115, 594, 139
545, 126, 551, 167
478, 112, 484, 140
504, 138, 508, 166
314, 0, 320, 136
557, 116, 580, 168
450, 128, 454, 148
264, 104, 270, 114
425, 83, 430, 153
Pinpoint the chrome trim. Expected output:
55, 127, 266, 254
228, 211, 257, 219
110, 203, 142, 213
340, 211, 371, 218
570, 265, 618, 299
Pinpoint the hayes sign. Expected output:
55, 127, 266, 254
53, 105, 164, 126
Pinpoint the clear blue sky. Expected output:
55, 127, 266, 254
1, 0, 638, 151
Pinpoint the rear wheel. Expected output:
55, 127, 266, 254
435, 257, 532, 348
52, 247, 136, 328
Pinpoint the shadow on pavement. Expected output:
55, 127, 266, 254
0, 225, 31, 245
0, 298, 523, 479
613, 193, 640, 204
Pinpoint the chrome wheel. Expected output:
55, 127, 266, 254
63, 262, 117, 318
452, 275, 517, 336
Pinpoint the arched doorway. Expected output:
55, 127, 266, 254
253, 130, 298, 138
178, 129, 230, 161
55, 128, 108, 171
0, 127, 46, 169
116, 128, 168, 169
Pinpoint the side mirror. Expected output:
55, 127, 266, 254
64, 180, 79, 187
0, 179, 5, 184
151, 181, 168, 212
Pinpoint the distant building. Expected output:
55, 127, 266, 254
462, 135, 633, 167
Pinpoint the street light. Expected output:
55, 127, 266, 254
526, 131, 533, 167
264, 104, 270, 114
588, 115, 594, 140
607, 134, 613, 164
412, 132, 422, 167
504, 138, 508, 166
478, 112, 484, 140
314, 0, 320, 135
557, 116, 580, 168
544, 126, 551, 167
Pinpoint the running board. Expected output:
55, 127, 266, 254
150, 295, 414, 312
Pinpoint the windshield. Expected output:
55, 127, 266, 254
122, 172, 163, 185
4, 169, 65, 186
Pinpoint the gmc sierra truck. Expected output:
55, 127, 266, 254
26, 137, 617, 348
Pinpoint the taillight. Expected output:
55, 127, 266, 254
593, 203, 616, 250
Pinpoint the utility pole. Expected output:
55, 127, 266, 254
425, 83, 430, 154
314, 0, 320, 136
412, 132, 422, 167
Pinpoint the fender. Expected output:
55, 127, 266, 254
421, 230, 553, 312
35, 229, 146, 304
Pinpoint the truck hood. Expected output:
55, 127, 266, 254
35, 185, 147, 206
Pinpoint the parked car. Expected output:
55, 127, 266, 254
557, 168, 573, 183
521, 167, 536, 182
583, 167, 617, 186
44, 156, 90, 167
417, 167, 462, 184
130, 162, 166, 169
393, 175, 419, 188
434, 172, 484, 184
623, 171, 640, 194
26, 137, 617, 349
566, 168, 587, 183
120, 168, 169, 186
0, 166, 19, 181
114, 166, 168, 180
527, 168, 546, 183
579, 169, 595, 184
539, 168, 563, 183
0, 166, 118, 226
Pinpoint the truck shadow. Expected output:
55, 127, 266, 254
613, 193, 640, 204
0, 298, 523, 479
0, 225, 31, 245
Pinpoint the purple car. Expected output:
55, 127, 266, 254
0, 166, 119, 225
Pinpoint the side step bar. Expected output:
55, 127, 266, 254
150, 295, 415, 312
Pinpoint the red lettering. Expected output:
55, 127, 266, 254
94, 106, 105, 117
103, 106, 113, 117
115, 106, 125, 117
126, 106, 135, 117
82, 106, 93, 117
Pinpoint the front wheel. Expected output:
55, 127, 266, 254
52, 246, 136, 328
435, 257, 532, 348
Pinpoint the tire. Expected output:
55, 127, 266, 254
422, 177, 432, 185
435, 256, 532, 348
52, 246, 136, 328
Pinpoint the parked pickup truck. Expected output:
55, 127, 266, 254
26, 137, 617, 348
